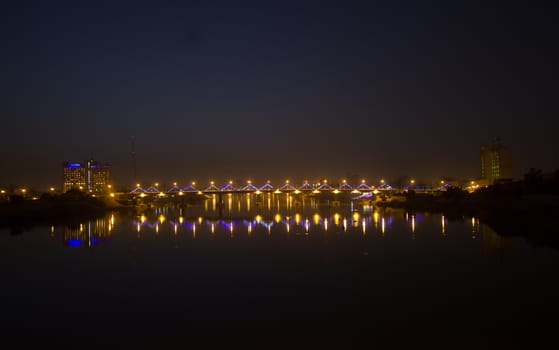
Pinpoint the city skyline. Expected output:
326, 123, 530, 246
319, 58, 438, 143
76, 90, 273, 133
2, 1, 558, 189
0, 136, 538, 192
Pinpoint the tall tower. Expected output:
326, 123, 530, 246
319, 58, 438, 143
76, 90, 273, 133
480, 138, 512, 184
131, 136, 137, 183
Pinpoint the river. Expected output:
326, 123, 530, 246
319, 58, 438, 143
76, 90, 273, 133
1, 194, 558, 347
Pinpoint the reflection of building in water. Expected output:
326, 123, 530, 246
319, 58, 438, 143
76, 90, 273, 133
63, 216, 113, 247
481, 224, 511, 254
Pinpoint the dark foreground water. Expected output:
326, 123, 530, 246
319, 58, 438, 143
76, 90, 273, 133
1, 197, 558, 347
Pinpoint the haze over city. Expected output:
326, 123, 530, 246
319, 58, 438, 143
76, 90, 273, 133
1, 1, 557, 189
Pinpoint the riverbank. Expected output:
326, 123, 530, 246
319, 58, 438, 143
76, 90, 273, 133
377, 191, 559, 249
0, 194, 133, 230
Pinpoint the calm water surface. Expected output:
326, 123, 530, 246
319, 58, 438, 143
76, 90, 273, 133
1, 195, 558, 346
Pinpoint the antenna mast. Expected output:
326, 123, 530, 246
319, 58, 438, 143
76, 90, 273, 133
131, 136, 137, 183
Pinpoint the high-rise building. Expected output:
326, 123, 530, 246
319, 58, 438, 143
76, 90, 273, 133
63, 162, 86, 192
63, 158, 112, 193
480, 138, 512, 184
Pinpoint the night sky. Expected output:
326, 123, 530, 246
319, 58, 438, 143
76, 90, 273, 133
2, 1, 558, 190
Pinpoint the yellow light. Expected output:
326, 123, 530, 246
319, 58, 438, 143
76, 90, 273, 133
323, 179, 327, 183
295, 213, 301, 225
333, 189, 340, 194
255, 215, 262, 224
210, 181, 214, 185
380, 179, 384, 184
0, 190, 5, 194
362, 179, 366, 184
140, 193, 146, 198
352, 212, 360, 222
441, 180, 444, 184
136, 183, 140, 187
173, 182, 177, 186
179, 191, 183, 196
229, 180, 233, 184
294, 189, 300, 194
411, 179, 415, 184
22, 189, 26, 193
140, 215, 146, 223
342, 179, 346, 183
312, 189, 320, 194
179, 216, 184, 224
274, 189, 282, 194
155, 182, 159, 187
192, 181, 196, 186
334, 213, 340, 226
110, 193, 115, 197
247, 180, 252, 184
159, 214, 165, 224
275, 214, 281, 223
255, 190, 261, 195
313, 213, 320, 225
50, 187, 55, 191
198, 217, 203, 224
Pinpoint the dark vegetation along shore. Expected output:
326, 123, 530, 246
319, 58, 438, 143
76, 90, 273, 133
0, 189, 209, 233
379, 173, 559, 250
0, 189, 131, 233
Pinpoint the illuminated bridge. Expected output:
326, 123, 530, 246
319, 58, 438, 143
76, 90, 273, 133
129, 180, 395, 197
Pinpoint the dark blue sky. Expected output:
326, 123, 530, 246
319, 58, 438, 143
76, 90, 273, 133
1, 1, 558, 189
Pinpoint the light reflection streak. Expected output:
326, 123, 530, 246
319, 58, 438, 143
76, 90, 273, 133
59, 197, 485, 247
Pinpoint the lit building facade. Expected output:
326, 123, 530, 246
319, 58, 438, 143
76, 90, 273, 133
480, 139, 512, 184
63, 159, 112, 194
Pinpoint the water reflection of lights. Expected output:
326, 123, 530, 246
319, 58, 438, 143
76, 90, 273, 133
53, 208, 482, 247
471, 217, 479, 239
129, 212, 388, 238
61, 216, 113, 247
